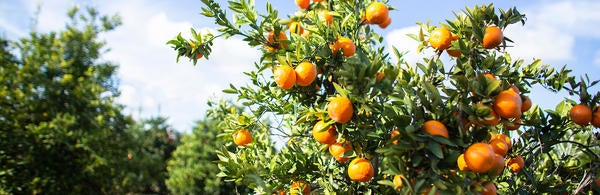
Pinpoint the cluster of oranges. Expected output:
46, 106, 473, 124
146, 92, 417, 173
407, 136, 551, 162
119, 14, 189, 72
570, 103, 600, 127
311, 95, 376, 183
429, 25, 503, 58
273, 62, 318, 90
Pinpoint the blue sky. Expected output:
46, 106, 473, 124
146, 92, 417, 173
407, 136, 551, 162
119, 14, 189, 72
1, 0, 599, 132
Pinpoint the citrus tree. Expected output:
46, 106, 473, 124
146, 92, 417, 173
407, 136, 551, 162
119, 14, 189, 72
168, 0, 600, 194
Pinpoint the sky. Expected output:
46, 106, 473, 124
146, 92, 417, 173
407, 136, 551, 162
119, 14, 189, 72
1, 0, 599, 133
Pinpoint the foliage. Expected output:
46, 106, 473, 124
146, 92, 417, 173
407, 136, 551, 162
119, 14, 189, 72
166, 1, 600, 194
125, 116, 181, 193
167, 101, 251, 194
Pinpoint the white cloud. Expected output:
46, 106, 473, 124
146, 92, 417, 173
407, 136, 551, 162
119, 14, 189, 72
505, 25, 574, 62
92, 0, 259, 131
385, 25, 435, 66
505, 1, 600, 64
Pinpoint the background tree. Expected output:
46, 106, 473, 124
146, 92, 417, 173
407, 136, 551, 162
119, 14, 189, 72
170, 0, 599, 194
0, 7, 176, 194
166, 100, 251, 194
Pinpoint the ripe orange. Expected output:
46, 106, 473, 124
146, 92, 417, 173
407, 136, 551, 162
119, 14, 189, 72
429, 27, 452, 50
506, 117, 521, 131
477, 103, 499, 126
570, 104, 592, 126
390, 129, 400, 144
329, 141, 353, 162
320, 10, 333, 25
489, 138, 509, 156
295, 62, 317, 86
348, 158, 375, 182
393, 174, 404, 189
295, 0, 310, 9
464, 143, 496, 173
592, 107, 600, 128
482, 26, 503, 49
376, 72, 385, 83
491, 154, 505, 176
266, 31, 288, 52
481, 183, 497, 195
288, 21, 304, 35
233, 129, 252, 146
378, 16, 392, 29
421, 120, 449, 139
447, 34, 461, 57
312, 120, 337, 144
493, 89, 523, 119
457, 153, 469, 171
290, 180, 310, 195
327, 96, 354, 123
332, 36, 356, 57
521, 96, 532, 112
508, 155, 525, 173
365, 2, 389, 24
490, 134, 512, 150
274, 65, 297, 90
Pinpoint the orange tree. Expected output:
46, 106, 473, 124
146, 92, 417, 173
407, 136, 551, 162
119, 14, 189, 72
168, 0, 600, 194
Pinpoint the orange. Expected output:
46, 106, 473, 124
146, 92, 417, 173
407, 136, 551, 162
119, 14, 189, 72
570, 104, 592, 126
390, 129, 400, 144
348, 158, 375, 182
378, 16, 392, 29
329, 141, 353, 162
481, 183, 497, 195
393, 174, 404, 189
491, 134, 512, 150
457, 153, 469, 171
421, 120, 449, 139
320, 10, 333, 25
493, 89, 522, 119
189, 42, 204, 59
313, 0, 324, 2
477, 103, 499, 126
266, 31, 288, 52
295, 62, 317, 86
464, 143, 496, 173
482, 26, 503, 49
365, 2, 389, 24
274, 65, 297, 90
521, 96, 532, 112
447, 34, 461, 57
332, 36, 356, 57
288, 21, 304, 35
376, 72, 385, 83
312, 120, 337, 144
447, 49, 461, 58
592, 107, 600, 128
327, 96, 354, 123
429, 27, 452, 50
489, 138, 509, 156
290, 180, 310, 195
508, 155, 525, 173
506, 117, 521, 131
295, 0, 310, 9
233, 129, 252, 146
491, 154, 505, 176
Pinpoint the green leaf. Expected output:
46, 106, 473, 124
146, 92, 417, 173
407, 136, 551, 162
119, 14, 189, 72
428, 141, 444, 159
